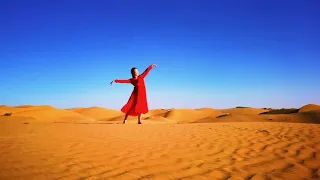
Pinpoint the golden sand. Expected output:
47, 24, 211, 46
0, 104, 320, 179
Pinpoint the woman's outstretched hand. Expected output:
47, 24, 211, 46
151, 64, 157, 67
110, 80, 115, 86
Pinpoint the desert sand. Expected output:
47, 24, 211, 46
1, 104, 320, 179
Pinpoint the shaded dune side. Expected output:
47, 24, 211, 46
260, 108, 299, 115
219, 107, 269, 115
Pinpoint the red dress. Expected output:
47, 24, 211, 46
114, 65, 153, 116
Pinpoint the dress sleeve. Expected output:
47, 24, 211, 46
115, 79, 131, 84
140, 65, 153, 78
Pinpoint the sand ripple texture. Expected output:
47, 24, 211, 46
1, 122, 320, 180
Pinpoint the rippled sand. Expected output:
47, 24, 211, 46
1, 121, 320, 180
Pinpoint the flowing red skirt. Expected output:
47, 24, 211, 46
121, 86, 149, 116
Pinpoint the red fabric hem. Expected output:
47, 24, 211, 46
121, 109, 148, 116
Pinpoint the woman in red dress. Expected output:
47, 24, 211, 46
110, 64, 157, 124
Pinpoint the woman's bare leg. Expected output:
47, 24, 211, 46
138, 114, 142, 124
123, 114, 129, 124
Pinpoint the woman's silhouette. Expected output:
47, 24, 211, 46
110, 64, 157, 124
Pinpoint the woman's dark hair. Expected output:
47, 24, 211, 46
131, 67, 137, 78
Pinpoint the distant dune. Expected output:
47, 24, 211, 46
0, 105, 54, 114
71, 107, 123, 120
196, 113, 320, 124
299, 104, 320, 113
219, 107, 269, 115
1, 104, 320, 124
195, 105, 320, 124
0, 106, 91, 123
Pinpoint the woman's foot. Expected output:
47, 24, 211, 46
138, 114, 142, 124
122, 114, 128, 124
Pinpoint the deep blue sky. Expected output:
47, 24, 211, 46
1, 0, 319, 109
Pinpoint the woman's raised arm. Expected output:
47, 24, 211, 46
140, 64, 157, 78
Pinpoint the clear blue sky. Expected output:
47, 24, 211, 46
1, 0, 319, 110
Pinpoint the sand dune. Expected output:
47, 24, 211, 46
0, 105, 54, 114
0, 106, 92, 123
259, 108, 299, 115
1, 104, 320, 125
195, 105, 320, 124
14, 108, 92, 123
164, 108, 225, 123
102, 108, 226, 124
219, 107, 269, 115
0, 121, 320, 179
195, 113, 320, 124
71, 107, 123, 120
299, 104, 320, 113
144, 109, 168, 117
0, 115, 36, 124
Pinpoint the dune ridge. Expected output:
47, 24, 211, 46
1, 104, 320, 124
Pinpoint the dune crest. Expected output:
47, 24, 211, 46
299, 104, 320, 113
